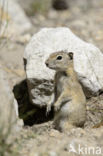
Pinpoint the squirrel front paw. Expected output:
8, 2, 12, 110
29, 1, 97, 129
46, 104, 51, 116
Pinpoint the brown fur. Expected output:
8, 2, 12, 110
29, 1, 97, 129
45, 51, 86, 132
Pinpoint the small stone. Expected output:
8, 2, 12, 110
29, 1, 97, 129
49, 151, 57, 156
16, 34, 31, 44
49, 129, 60, 137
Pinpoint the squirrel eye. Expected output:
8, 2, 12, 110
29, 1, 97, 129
56, 56, 62, 60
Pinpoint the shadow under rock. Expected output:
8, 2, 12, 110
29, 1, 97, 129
13, 79, 54, 126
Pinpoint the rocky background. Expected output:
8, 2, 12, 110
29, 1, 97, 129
0, 0, 103, 156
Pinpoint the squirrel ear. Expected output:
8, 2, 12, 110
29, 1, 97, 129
68, 52, 73, 60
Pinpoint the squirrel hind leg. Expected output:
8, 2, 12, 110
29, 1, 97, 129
60, 121, 75, 132
53, 117, 75, 132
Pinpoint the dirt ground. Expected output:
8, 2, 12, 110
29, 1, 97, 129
1, 0, 103, 155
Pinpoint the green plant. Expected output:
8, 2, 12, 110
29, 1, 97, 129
26, 0, 51, 16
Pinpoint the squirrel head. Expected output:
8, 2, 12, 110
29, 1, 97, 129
45, 51, 74, 71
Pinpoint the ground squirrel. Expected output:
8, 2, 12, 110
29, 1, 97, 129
45, 51, 86, 132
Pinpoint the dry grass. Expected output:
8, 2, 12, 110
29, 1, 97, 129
0, 0, 9, 47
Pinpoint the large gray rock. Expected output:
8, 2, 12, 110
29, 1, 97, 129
24, 27, 103, 106
0, 66, 23, 138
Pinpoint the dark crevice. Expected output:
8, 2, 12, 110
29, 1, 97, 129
13, 79, 54, 126
52, 0, 69, 10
